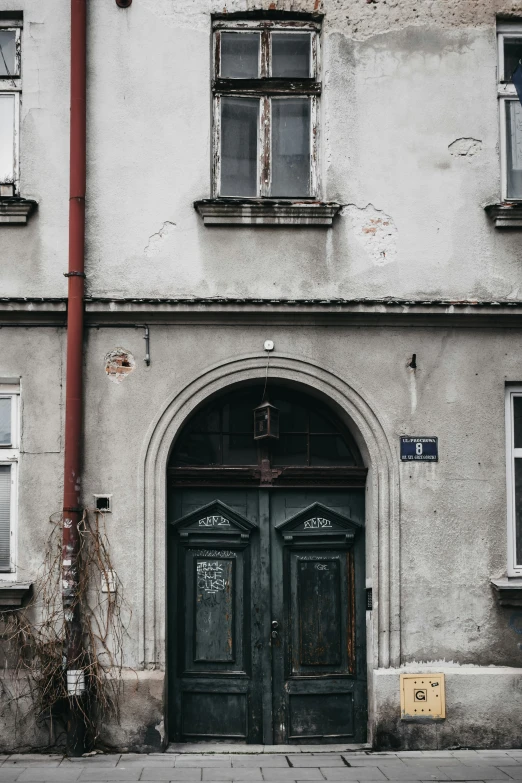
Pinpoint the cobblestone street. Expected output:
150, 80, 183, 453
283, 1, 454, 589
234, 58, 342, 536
2, 750, 522, 783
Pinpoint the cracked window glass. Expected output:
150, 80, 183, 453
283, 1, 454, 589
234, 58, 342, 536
0, 30, 16, 77
0, 94, 15, 183
0, 398, 10, 446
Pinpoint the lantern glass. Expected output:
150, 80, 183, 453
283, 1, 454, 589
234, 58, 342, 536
253, 401, 280, 440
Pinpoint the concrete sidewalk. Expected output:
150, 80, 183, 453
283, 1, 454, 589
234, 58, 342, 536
2, 750, 522, 783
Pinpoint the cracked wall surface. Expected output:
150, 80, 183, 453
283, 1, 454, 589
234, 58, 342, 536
2, 0, 522, 300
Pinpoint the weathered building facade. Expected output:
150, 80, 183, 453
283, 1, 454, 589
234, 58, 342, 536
2, 0, 522, 752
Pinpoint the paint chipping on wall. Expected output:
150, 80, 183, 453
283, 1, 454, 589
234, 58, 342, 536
105, 348, 136, 384
343, 203, 397, 267
448, 138, 482, 157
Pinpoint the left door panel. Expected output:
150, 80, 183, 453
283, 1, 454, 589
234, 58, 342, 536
169, 491, 263, 742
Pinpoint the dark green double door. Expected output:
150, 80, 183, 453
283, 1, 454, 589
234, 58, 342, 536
168, 488, 367, 744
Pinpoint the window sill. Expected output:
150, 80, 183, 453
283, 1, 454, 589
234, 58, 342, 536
194, 198, 342, 226
490, 576, 522, 606
0, 196, 37, 225
485, 202, 522, 228
0, 580, 32, 608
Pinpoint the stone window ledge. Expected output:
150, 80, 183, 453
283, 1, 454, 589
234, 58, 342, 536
485, 202, 522, 228
0, 197, 37, 225
491, 576, 522, 606
194, 198, 341, 226
0, 580, 32, 611
0, 581, 32, 608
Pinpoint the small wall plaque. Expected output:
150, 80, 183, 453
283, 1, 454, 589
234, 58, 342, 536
400, 437, 438, 462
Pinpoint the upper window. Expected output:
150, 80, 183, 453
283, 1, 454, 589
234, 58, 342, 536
212, 18, 320, 199
0, 384, 19, 574
0, 22, 21, 197
497, 23, 522, 200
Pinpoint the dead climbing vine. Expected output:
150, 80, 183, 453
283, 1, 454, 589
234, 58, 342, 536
0, 510, 130, 749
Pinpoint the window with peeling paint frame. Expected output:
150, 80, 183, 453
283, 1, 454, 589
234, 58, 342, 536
0, 23, 20, 197
212, 19, 320, 199
497, 22, 522, 200
0, 387, 19, 575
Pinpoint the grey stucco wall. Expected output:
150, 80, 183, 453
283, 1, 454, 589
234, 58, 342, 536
78, 324, 521, 670
4, 0, 522, 753
2, 0, 522, 299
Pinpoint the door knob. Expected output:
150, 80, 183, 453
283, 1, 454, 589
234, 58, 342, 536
271, 620, 279, 640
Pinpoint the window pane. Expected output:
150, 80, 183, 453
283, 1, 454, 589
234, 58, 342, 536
271, 98, 310, 197
271, 33, 311, 78
221, 32, 260, 79
310, 435, 355, 466
515, 458, 522, 565
310, 409, 338, 433
0, 94, 14, 183
189, 406, 221, 433
506, 101, 522, 199
514, 397, 522, 448
275, 396, 308, 433
223, 434, 257, 465
0, 465, 11, 571
0, 398, 11, 446
504, 37, 522, 81
173, 432, 221, 466
272, 434, 308, 466
0, 31, 17, 78
221, 97, 259, 197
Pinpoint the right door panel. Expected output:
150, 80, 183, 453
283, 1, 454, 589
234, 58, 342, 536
270, 490, 367, 744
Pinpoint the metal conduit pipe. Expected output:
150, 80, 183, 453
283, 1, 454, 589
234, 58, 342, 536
62, 0, 87, 756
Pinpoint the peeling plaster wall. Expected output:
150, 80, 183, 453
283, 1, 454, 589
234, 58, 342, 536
4, 0, 522, 299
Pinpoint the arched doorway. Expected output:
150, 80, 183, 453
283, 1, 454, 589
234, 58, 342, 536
167, 383, 368, 744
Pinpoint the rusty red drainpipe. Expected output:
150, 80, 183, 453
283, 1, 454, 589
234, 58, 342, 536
62, 0, 87, 757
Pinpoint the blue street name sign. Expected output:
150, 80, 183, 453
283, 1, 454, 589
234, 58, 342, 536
400, 436, 438, 462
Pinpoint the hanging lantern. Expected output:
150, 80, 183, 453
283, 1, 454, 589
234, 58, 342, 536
253, 400, 280, 440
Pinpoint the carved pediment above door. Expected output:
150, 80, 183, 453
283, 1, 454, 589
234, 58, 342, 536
275, 502, 363, 544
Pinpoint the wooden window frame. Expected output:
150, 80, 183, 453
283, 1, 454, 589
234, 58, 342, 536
497, 22, 522, 202
0, 22, 21, 197
212, 18, 321, 200
0, 385, 19, 576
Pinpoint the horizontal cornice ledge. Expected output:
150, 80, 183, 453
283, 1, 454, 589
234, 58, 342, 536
83, 297, 522, 326
5, 298, 522, 327
194, 198, 342, 226
0, 297, 67, 324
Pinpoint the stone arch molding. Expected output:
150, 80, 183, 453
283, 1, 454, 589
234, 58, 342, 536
137, 353, 400, 673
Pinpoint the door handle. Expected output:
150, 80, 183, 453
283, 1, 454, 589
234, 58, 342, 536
271, 620, 280, 641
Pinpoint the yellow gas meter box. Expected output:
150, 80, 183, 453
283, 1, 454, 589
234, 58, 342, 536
400, 673, 445, 720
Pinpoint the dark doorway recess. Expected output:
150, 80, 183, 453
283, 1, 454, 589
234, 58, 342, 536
167, 384, 367, 744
